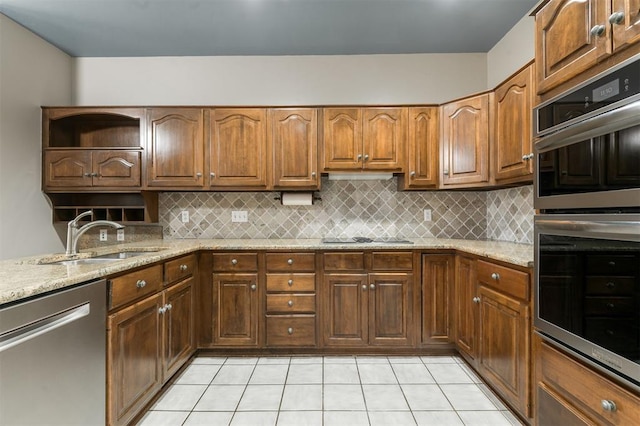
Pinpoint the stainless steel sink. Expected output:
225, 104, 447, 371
47, 257, 122, 266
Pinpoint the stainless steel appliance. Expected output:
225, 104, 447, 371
533, 54, 640, 392
0, 280, 106, 425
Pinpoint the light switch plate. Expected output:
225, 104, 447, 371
116, 228, 125, 242
423, 209, 432, 222
180, 210, 189, 223
232, 211, 248, 223
99, 229, 108, 241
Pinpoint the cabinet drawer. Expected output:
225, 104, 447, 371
164, 254, 196, 285
212, 253, 258, 272
323, 252, 365, 271
266, 294, 316, 313
266, 315, 316, 346
585, 277, 635, 295
477, 260, 529, 301
584, 297, 635, 316
538, 339, 640, 425
586, 255, 638, 276
371, 251, 413, 271
109, 264, 163, 310
266, 273, 316, 292
266, 253, 315, 272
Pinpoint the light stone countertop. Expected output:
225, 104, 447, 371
0, 238, 533, 306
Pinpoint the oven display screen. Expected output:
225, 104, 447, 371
593, 79, 620, 103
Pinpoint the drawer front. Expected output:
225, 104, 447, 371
266, 253, 315, 272
323, 252, 365, 271
371, 251, 413, 271
586, 255, 638, 276
539, 339, 640, 425
212, 253, 258, 272
477, 260, 530, 301
586, 276, 635, 295
164, 254, 196, 284
266, 315, 316, 346
266, 294, 316, 313
110, 264, 163, 310
266, 273, 316, 292
584, 297, 635, 316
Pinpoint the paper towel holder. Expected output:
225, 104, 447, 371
274, 191, 322, 204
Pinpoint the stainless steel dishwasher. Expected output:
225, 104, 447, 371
0, 279, 106, 425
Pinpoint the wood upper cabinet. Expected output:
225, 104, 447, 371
400, 107, 439, 189
440, 94, 490, 188
212, 273, 260, 346
422, 254, 455, 346
492, 63, 534, 184
269, 108, 319, 189
146, 108, 205, 188
611, 0, 640, 51
323, 107, 406, 171
209, 108, 268, 189
454, 255, 479, 361
44, 150, 141, 189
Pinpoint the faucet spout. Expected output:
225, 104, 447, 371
65, 211, 125, 256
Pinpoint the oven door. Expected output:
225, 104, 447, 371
534, 214, 640, 388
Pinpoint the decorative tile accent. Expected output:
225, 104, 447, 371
486, 185, 534, 244
158, 178, 533, 244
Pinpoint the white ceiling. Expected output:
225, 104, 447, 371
0, 0, 539, 57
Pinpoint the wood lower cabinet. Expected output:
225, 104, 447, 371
422, 254, 455, 346
323, 252, 415, 347
534, 335, 640, 426
163, 276, 196, 380
454, 255, 479, 361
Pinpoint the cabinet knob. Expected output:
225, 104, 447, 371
527, 153, 535, 160
601, 399, 617, 412
287, 258, 294, 265
288, 279, 294, 286
288, 300, 294, 307
491, 272, 500, 280
370, 284, 375, 290
590, 24, 606, 37
251, 284, 257, 291
84, 172, 92, 177
357, 154, 363, 161
608, 261, 616, 267
311, 172, 317, 178
609, 11, 625, 25
363, 154, 369, 161
362, 285, 367, 290
287, 327, 294, 335
410, 171, 416, 177
166, 303, 172, 311
473, 297, 481, 304
196, 172, 202, 177
231, 258, 238, 265
210, 172, 216, 178
606, 303, 615, 309
158, 306, 166, 314
443, 169, 449, 175
136, 279, 146, 288
605, 282, 615, 289
180, 264, 188, 272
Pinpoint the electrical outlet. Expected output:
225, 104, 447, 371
231, 210, 248, 223
99, 229, 108, 241
117, 228, 125, 242
180, 210, 189, 223
423, 209, 432, 222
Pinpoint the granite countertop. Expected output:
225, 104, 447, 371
0, 238, 533, 306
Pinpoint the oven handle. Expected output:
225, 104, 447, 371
536, 218, 640, 238
535, 98, 640, 152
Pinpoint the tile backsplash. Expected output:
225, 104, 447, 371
159, 178, 533, 244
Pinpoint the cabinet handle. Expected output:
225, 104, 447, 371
287, 258, 294, 265
158, 306, 166, 314
287, 327, 294, 335
527, 153, 535, 160
601, 399, 617, 412
410, 171, 416, 177
166, 303, 172, 311
590, 25, 606, 37
231, 258, 238, 265
357, 154, 363, 161
606, 329, 615, 336
606, 303, 615, 309
608, 261, 616, 267
491, 272, 500, 280
473, 297, 480, 304
136, 280, 146, 288
287, 279, 294, 286
363, 154, 369, 161
84, 172, 92, 177
251, 284, 257, 291
362, 285, 368, 290
311, 172, 316, 178
196, 172, 202, 177
609, 11, 625, 25
370, 284, 375, 290
180, 264, 188, 272
210, 172, 216, 178
288, 300, 294, 307
443, 169, 449, 175
605, 282, 615, 289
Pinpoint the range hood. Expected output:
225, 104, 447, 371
327, 172, 394, 181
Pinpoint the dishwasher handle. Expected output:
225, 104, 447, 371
0, 302, 90, 353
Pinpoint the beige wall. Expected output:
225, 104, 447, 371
73, 53, 487, 106
0, 15, 73, 259
487, 14, 535, 88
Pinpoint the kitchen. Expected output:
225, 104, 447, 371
1, 1, 639, 425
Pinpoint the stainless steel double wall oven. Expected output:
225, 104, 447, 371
533, 55, 640, 391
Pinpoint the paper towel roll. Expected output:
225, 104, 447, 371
281, 192, 313, 206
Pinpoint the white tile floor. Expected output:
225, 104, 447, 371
138, 355, 523, 426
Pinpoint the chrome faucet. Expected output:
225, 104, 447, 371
66, 211, 125, 256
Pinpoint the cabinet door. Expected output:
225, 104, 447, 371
422, 255, 454, 345
454, 256, 478, 362
368, 273, 413, 346
441, 94, 489, 187
43, 150, 92, 188
93, 150, 141, 188
362, 107, 406, 171
558, 138, 601, 187
210, 108, 268, 188
404, 107, 439, 189
611, 0, 640, 52
147, 108, 205, 188
493, 64, 534, 183
107, 293, 163, 426
163, 277, 195, 380
535, 0, 611, 94
270, 108, 319, 189
478, 286, 530, 418
212, 273, 259, 346
323, 273, 368, 346
322, 108, 362, 170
